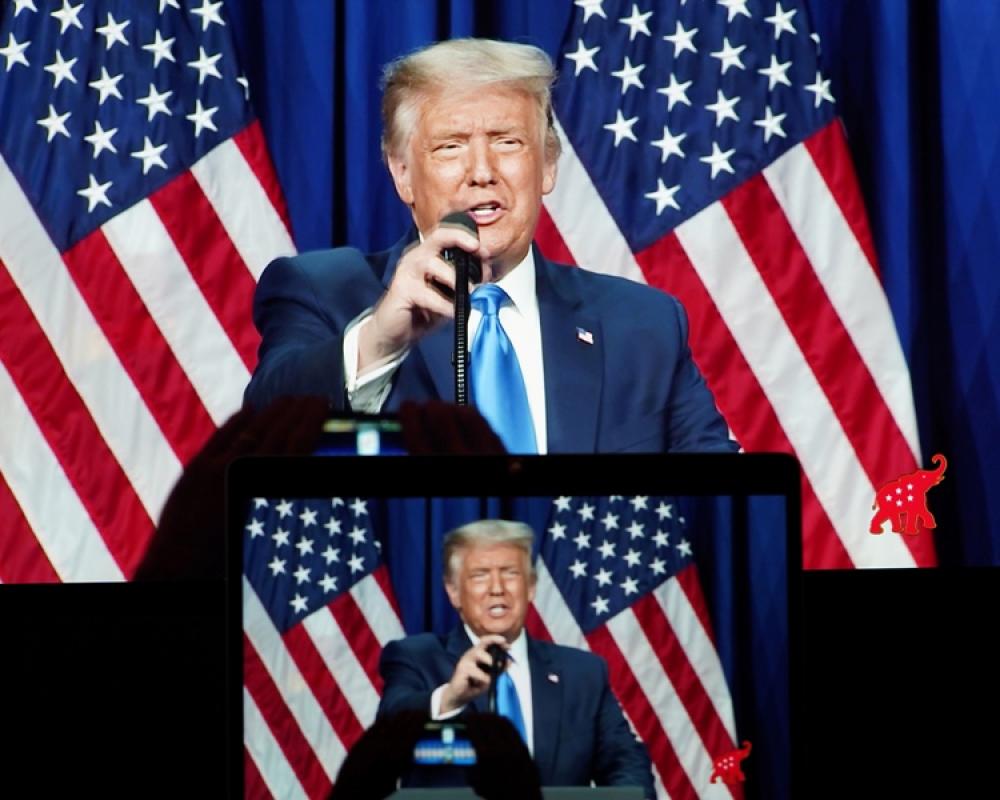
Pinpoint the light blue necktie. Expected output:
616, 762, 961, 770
470, 284, 537, 453
496, 670, 528, 745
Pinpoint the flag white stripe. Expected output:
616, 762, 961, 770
674, 203, 915, 568
606, 610, 736, 800
531, 558, 589, 650
544, 120, 647, 283
191, 138, 296, 281
244, 686, 310, 800
654, 578, 737, 741
349, 572, 405, 646
0, 154, 182, 523
243, 577, 346, 781
0, 361, 124, 582
102, 200, 250, 426
764, 145, 921, 461
302, 607, 382, 727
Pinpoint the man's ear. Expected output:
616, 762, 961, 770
541, 156, 557, 196
444, 577, 461, 612
387, 153, 414, 206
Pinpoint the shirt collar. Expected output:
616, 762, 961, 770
494, 248, 537, 318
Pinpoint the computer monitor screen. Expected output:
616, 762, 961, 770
228, 453, 800, 800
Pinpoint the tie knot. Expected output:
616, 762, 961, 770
472, 283, 508, 316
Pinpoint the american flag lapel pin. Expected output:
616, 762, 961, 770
548, 673, 560, 684
576, 327, 594, 345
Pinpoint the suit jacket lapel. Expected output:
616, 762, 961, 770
445, 625, 473, 662
535, 249, 603, 452
416, 323, 455, 402
527, 636, 561, 780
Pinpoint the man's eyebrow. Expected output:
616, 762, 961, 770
488, 123, 526, 136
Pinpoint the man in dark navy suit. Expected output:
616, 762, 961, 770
377, 519, 655, 797
244, 38, 736, 454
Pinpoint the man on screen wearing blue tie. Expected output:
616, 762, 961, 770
377, 519, 655, 796
244, 38, 736, 455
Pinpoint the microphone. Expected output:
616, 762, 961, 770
440, 211, 483, 286
485, 643, 508, 714
440, 211, 481, 406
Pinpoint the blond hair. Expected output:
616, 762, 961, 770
380, 38, 561, 163
442, 519, 536, 584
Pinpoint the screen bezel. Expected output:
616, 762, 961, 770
226, 452, 802, 799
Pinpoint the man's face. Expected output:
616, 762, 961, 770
444, 542, 536, 642
388, 85, 557, 279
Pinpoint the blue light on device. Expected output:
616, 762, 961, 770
412, 723, 476, 766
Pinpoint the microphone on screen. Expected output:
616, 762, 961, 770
485, 643, 508, 714
440, 211, 484, 290
440, 211, 482, 406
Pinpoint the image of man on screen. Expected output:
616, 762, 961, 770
377, 519, 655, 797
244, 38, 737, 456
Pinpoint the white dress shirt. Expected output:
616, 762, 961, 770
429, 625, 535, 755
342, 249, 548, 453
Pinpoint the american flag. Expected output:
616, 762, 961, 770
242, 496, 405, 799
526, 494, 741, 800
537, 0, 934, 568
0, 0, 294, 582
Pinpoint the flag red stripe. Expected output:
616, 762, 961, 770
148, 171, 260, 370
244, 746, 274, 800
588, 625, 699, 800
804, 122, 881, 276
524, 604, 556, 642
330, 590, 384, 692
630, 592, 737, 768
635, 233, 854, 568
722, 175, 918, 488
674, 564, 716, 650
535, 205, 578, 266
0, 265, 154, 576
243, 634, 332, 800
234, 122, 294, 237
0, 474, 60, 583
61, 231, 216, 465
282, 623, 366, 750
370, 563, 404, 624
722, 178, 937, 567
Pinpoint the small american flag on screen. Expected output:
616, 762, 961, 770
0, 0, 294, 582
538, 0, 933, 569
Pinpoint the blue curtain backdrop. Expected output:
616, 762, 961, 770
224, 0, 1000, 567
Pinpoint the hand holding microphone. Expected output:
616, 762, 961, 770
439, 634, 509, 715
358, 213, 490, 374
484, 642, 509, 713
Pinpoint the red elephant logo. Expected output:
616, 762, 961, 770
870, 454, 947, 535
709, 740, 752, 785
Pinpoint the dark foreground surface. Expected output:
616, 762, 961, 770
3, 568, 996, 797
